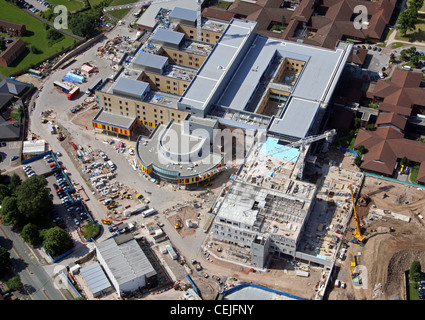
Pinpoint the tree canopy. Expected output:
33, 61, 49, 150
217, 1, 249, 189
397, 0, 424, 36
0, 247, 11, 276
15, 175, 53, 226
20, 223, 42, 246
42, 227, 73, 258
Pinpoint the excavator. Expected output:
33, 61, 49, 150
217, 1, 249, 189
349, 184, 366, 244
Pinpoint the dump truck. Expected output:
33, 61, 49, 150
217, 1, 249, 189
191, 259, 202, 271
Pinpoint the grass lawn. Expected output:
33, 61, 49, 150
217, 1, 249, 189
108, 0, 137, 6
391, 41, 407, 49
80, 221, 100, 239
108, 7, 130, 20
408, 273, 425, 300
395, 13, 425, 42
47, 0, 86, 12
410, 164, 420, 183
210, 1, 231, 9
0, 0, 76, 77
88, 0, 109, 8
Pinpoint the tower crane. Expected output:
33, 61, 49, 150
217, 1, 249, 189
265, 129, 337, 180
349, 184, 366, 243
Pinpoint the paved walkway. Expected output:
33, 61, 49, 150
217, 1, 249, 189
385, 27, 425, 49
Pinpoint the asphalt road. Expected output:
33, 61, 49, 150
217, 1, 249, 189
0, 225, 66, 300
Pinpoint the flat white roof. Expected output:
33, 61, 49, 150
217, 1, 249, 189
80, 262, 112, 296
178, 19, 257, 114
96, 237, 156, 286
23, 140, 46, 154
136, 0, 202, 29
269, 97, 321, 139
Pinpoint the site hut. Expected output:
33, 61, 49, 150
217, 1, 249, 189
22, 140, 46, 160
135, 116, 225, 185
95, 234, 157, 298
79, 262, 114, 298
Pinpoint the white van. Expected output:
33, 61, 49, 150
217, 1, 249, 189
107, 160, 116, 171
141, 208, 157, 218
402, 65, 412, 71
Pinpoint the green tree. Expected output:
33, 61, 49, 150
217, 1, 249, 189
0, 247, 11, 276
356, 145, 366, 155
401, 156, 411, 166
0, 184, 11, 204
400, 49, 410, 61
397, 8, 418, 36
20, 223, 41, 246
6, 276, 23, 291
42, 227, 73, 258
411, 55, 419, 66
0, 196, 23, 226
30, 45, 39, 54
68, 11, 101, 38
10, 173, 22, 192
354, 155, 362, 167
46, 28, 63, 41
15, 175, 53, 227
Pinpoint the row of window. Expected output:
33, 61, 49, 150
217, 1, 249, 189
188, 29, 221, 39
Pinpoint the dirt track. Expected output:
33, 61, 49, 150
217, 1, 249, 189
329, 175, 425, 300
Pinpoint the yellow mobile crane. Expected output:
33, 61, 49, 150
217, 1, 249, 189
349, 184, 366, 243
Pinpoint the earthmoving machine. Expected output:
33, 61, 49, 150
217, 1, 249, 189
358, 194, 370, 207
102, 219, 112, 225
349, 184, 366, 243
